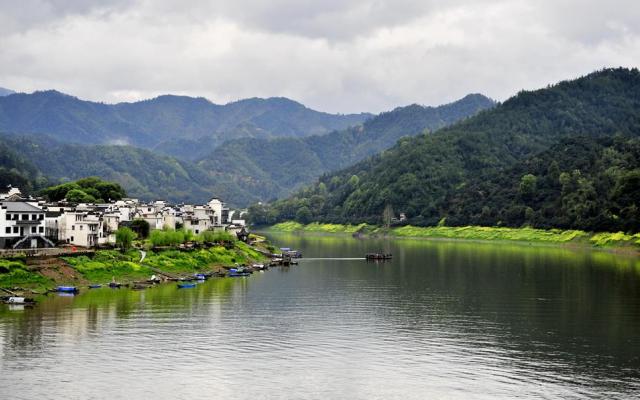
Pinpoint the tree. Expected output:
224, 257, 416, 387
519, 174, 538, 198
295, 206, 312, 224
115, 227, 136, 252
130, 219, 150, 239
382, 204, 394, 227
65, 188, 97, 203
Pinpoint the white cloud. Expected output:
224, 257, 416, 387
0, 0, 639, 113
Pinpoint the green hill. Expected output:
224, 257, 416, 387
198, 94, 494, 200
253, 68, 640, 233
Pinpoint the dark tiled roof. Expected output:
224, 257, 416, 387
0, 201, 44, 213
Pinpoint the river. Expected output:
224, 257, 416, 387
1, 233, 640, 399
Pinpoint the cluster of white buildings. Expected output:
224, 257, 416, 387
0, 187, 246, 249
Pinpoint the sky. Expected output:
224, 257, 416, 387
1, 0, 639, 114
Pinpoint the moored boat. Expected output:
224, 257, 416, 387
365, 253, 393, 260
56, 286, 79, 293
88, 284, 102, 289
2, 296, 36, 305
177, 282, 196, 289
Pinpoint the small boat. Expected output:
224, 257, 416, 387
108, 282, 123, 288
365, 253, 393, 260
132, 284, 149, 290
251, 264, 268, 271
229, 272, 251, 277
194, 273, 207, 280
56, 286, 79, 293
177, 283, 196, 289
88, 284, 102, 289
2, 296, 36, 305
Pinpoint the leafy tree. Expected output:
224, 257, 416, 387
65, 189, 97, 203
130, 219, 150, 239
115, 227, 136, 252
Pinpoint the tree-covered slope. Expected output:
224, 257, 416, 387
198, 94, 495, 200
0, 141, 44, 193
0, 91, 372, 150
253, 68, 640, 232
0, 135, 214, 203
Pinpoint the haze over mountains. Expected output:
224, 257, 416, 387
255, 68, 640, 233
0, 90, 372, 151
0, 90, 494, 205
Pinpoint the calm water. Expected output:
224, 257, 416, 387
1, 233, 640, 399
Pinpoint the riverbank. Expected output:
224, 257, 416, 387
0, 240, 270, 294
266, 221, 640, 252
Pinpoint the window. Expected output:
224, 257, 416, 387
195, 230, 199, 234
5, 227, 10, 234
39, 226, 44, 233
31, 214, 37, 220
72, 225, 75, 231
31, 226, 36, 233
13, 227, 18, 233
22, 214, 28, 220
39, 214, 44, 220
12, 214, 18, 220
70, 236, 74, 242
80, 225, 83, 231
6, 214, 11, 220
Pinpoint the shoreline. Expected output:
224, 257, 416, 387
0, 240, 271, 296
262, 222, 640, 256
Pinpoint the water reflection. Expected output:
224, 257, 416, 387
1, 234, 639, 399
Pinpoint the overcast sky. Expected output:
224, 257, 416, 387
1, 0, 639, 113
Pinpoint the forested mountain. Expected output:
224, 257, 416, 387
0, 93, 492, 206
252, 68, 640, 232
198, 94, 494, 199
0, 91, 372, 150
0, 135, 221, 203
0, 141, 44, 192
0, 87, 14, 96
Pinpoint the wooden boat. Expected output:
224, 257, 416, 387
108, 282, 123, 288
2, 296, 36, 305
365, 253, 393, 260
88, 284, 102, 289
177, 282, 196, 289
56, 286, 79, 293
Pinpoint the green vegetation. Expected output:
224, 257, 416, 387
268, 221, 640, 250
115, 227, 137, 252
0, 238, 268, 290
271, 221, 371, 234
41, 177, 126, 203
0, 258, 51, 289
252, 68, 640, 234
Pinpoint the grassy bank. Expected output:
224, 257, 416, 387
268, 221, 640, 250
0, 241, 268, 292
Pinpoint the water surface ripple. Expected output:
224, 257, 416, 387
1, 233, 640, 399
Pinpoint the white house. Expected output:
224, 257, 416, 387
59, 211, 103, 248
0, 201, 50, 249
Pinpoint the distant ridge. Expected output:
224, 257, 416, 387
0, 89, 373, 150
0, 87, 15, 96
196, 93, 496, 201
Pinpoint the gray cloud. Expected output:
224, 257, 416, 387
0, 0, 639, 113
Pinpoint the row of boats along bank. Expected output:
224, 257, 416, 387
1, 246, 307, 306
2, 247, 392, 307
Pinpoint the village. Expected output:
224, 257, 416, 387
0, 186, 248, 251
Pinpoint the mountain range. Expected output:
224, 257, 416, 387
0, 91, 493, 205
254, 68, 640, 233
0, 90, 372, 152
